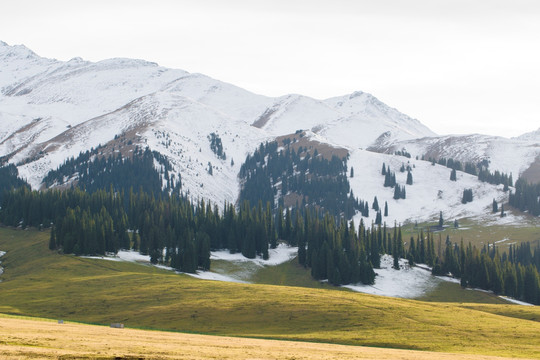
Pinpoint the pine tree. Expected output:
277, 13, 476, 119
350, 167, 354, 178
492, 199, 498, 213
49, 226, 56, 250
461, 189, 473, 204
406, 170, 413, 185
384, 201, 388, 217
450, 168, 457, 181
298, 236, 306, 267
372, 196, 379, 211
393, 185, 401, 200
381, 163, 386, 175
375, 211, 382, 225
438, 211, 444, 228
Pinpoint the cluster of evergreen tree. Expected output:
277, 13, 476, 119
428, 157, 469, 173
239, 141, 364, 219
51, 204, 128, 256
208, 132, 226, 160
382, 163, 396, 187
509, 178, 540, 216
406, 170, 413, 185
394, 150, 411, 158
461, 189, 473, 204
393, 184, 406, 200
0, 164, 29, 202
478, 168, 513, 190
0, 185, 279, 273
42, 147, 180, 196
303, 215, 376, 286
1, 182, 384, 285
426, 156, 512, 189
404, 229, 438, 267
432, 238, 540, 304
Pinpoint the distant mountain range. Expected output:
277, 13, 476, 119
1, 40, 539, 225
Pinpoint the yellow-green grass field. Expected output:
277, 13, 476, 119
0, 314, 534, 360
0, 227, 539, 359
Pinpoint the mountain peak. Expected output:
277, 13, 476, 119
516, 127, 540, 141
0, 41, 39, 59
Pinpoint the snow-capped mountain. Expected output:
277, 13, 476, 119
370, 133, 540, 184
1, 41, 539, 225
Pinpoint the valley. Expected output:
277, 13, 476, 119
1, 40, 540, 359
0, 227, 539, 359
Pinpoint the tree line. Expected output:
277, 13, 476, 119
239, 140, 365, 219
425, 156, 513, 189
42, 146, 181, 196
509, 178, 540, 216
432, 237, 540, 304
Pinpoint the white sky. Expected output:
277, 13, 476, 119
1, 0, 539, 138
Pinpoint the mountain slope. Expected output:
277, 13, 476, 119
1, 40, 539, 225
369, 133, 540, 184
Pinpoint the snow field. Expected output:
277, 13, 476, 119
343, 254, 442, 298
348, 149, 512, 226
80, 244, 297, 284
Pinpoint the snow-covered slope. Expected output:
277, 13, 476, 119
253, 91, 436, 150
348, 149, 516, 226
0, 40, 445, 205
322, 91, 436, 148
371, 133, 540, 182
1, 40, 539, 223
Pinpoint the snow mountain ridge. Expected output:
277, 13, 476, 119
1, 41, 539, 226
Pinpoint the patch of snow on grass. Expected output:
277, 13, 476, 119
211, 243, 297, 267
202, 244, 298, 283
81, 250, 151, 263
0, 250, 5, 276
186, 271, 249, 284
81, 255, 123, 262
343, 254, 441, 298
116, 250, 151, 263
499, 296, 535, 306
78, 245, 297, 284
435, 275, 461, 284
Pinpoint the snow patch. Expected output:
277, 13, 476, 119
0, 250, 5, 277
210, 243, 297, 266
185, 271, 249, 283
347, 149, 527, 226
499, 296, 535, 306
81, 250, 151, 263
343, 254, 441, 298
78, 244, 297, 284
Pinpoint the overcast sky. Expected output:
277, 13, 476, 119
2, 0, 539, 137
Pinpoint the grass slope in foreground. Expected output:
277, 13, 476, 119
0, 314, 532, 360
0, 227, 539, 358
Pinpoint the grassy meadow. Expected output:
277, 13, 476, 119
0, 314, 535, 360
401, 216, 540, 251
0, 227, 539, 359
3, 314, 535, 360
